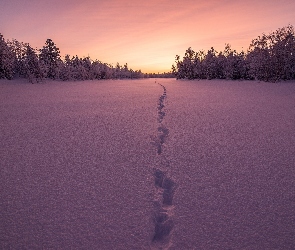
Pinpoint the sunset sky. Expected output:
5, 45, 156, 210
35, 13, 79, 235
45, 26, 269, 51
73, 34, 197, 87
1, 0, 294, 73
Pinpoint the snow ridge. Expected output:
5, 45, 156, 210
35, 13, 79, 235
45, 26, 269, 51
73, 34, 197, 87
151, 82, 177, 249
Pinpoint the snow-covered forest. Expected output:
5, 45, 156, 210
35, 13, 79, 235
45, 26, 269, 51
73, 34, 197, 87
0, 36, 174, 83
172, 25, 295, 81
1, 25, 295, 83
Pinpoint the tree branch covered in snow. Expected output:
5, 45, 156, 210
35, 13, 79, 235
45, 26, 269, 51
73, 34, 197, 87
172, 25, 295, 82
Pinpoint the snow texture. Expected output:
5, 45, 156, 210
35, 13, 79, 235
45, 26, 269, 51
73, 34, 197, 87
1, 78, 295, 249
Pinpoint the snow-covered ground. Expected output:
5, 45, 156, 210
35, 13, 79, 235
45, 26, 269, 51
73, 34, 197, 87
1, 78, 295, 249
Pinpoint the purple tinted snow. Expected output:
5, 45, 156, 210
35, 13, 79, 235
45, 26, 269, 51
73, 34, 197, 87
1, 79, 295, 249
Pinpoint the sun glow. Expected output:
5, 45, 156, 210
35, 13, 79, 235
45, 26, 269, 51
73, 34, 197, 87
1, 0, 295, 73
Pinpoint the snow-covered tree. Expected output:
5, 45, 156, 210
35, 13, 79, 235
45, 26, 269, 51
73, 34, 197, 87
6, 39, 28, 78
183, 47, 196, 79
39, 39, 61, 79
23, 45, 45, 83
0, 34, 15, 79
247, 25, 295, 81
173, 55, 185, 79
115, 62, 122, 78
203, 47, 218, 79
173, 25, 295, 82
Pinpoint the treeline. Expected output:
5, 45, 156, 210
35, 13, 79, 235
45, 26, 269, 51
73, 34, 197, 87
145, 72, 175, 78
172, 25, 295, 81
0, 36, 169, 83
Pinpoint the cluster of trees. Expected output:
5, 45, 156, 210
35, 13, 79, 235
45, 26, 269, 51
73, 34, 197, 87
0, 36, 147, 83
144, 72, 174, 78
172, 25, 295, 81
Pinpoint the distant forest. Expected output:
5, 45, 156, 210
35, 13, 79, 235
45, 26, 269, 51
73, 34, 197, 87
1, 25, 294, 83
0, 36, 173, 83
172, 25, 295, 82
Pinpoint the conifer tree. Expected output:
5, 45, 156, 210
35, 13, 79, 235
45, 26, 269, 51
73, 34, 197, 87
23, 45, 45, 83
0, 34, 15, 79
39, 39, 61, 79
173, 25, 295, 81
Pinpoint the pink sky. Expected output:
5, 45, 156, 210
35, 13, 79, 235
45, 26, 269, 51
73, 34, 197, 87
1, 0, 294, 73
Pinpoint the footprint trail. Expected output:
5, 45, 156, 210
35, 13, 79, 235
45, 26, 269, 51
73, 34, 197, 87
150, 81, 177, 249
154, 83, 169, 155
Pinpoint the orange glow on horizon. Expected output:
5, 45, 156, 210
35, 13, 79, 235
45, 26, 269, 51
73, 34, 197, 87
1, 0, 295, 73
